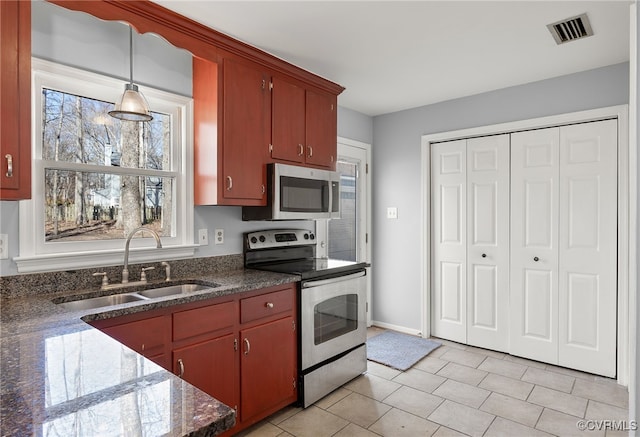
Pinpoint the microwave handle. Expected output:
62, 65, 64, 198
302, 270, 366, 288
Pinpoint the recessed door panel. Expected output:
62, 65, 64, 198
440, 152, 463, 174
524, 181, 553, 248
472, 182, 497, 246
566, 273, 598, 348
567, 177, 599, 249
523, 269, 553, 340
440, 185, 463, 244
441, 262, 463, 323
471, 264, 497, 329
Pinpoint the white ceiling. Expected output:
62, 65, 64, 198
151, 1, 630, 116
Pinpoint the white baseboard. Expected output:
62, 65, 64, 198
371, 320, 423, 337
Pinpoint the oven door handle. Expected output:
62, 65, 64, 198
301, 270, 366, 288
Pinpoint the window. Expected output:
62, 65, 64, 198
17, 59, 195, 273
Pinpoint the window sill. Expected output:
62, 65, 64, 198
14, 244, 198, 274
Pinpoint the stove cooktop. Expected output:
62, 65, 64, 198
251, 258, 366, 280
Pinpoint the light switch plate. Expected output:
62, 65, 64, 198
0, 234, 8, 260
215, 229, 224, 245
198, 229, 209, 246
387, 207, 398, 219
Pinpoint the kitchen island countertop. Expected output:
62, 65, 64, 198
1, 268, 299, 436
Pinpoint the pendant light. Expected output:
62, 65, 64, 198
108, 25, 153, 122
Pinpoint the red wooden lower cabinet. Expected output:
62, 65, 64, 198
173, 333, 237, 410
91, 283, 298, 435
240, 316, 297, 424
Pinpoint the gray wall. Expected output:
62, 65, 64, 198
371, 62, 630, 331
0, 1, 371, 277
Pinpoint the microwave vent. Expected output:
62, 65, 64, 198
547, 13, 593, 45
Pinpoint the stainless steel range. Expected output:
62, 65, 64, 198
244, 229, 368, 407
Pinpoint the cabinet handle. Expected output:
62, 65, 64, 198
5, 154, 13, 178
141, 343, 145, 354
298, 144, 304, 156
243, 338, 250, 355
261, 184, 265, 194
265, 302, 274, 309
534, 256, 540, 262
226, 176, 233, 191
307, 145, 313, 158
177, 358, 184, 378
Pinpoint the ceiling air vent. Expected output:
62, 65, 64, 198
547, 13, 593, 45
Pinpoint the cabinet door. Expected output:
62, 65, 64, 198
510, 127, 560, 364
558, 120, 617, 377
0, 0, 31, 200
271, 76, 305, 164
102, 315, 171, 370
466, 135, 509, 352
431, 140, 467, 343
305, 90, 337, 169
173, 333, 237, 409
240, 316, 296, 423
222, 58, 270, 202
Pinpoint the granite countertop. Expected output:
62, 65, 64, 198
0, 268, 300, 437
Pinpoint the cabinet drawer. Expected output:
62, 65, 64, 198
173, 301, 236, 342
241, 288, 294, 324
102, 315, 169, 355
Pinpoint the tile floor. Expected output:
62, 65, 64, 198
238, 328, 630, 437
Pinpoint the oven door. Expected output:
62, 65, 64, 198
300, 270, 367, 370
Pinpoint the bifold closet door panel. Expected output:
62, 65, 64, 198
510, 127, 560, 364
558, 119, 617, 377
466, 135, 510, 352
431, 140, 467, 343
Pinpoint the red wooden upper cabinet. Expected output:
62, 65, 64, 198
194, 57, 270, 206
271, 76, 337, 170
0, 1, 31, 200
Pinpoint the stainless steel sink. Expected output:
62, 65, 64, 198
137, 283, 212, 298
57, 293, 146, 311
56, 282, 218, 311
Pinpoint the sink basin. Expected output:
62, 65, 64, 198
137, 283, 212, 298
57, 293, 145, 311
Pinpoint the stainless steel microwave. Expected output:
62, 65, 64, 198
242, 163, 340, 220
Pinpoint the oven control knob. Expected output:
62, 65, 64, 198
303, 233, 309, 240
309, 233, 315, 240
250, 236, 257, 244
259, 235, 266, 243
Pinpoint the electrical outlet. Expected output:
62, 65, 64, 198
387, 207, 398, 219
0, 234, 7, 260
198, 229, 209, 245
215, 229, 224, 245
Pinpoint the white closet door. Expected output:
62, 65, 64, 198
510, 128, 560, 363
431, 140, 467, 343
466, 135, 510, 352
558, 119, 617, 376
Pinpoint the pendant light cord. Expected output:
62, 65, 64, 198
128, 25, 134, 85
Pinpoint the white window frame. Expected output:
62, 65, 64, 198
16, 59, 196, 273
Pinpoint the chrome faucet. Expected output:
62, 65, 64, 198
122, 227, 162, 284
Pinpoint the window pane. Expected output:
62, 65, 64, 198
44, 169, 174, 241
328, 161, 357, 261
42, 88, 171, 170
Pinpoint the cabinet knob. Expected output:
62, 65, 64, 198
5, 154, 13, 178
534, 256, 540, 262
265, 302, 274, 309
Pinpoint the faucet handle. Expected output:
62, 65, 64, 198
140, 266, 155, 282
161, 261, 171, 282
92, 272, 109, 288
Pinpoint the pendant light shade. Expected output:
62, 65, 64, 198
109, 26, 152, 122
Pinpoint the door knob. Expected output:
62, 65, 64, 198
534, 256, 540, 262
481, 254, 487, 258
